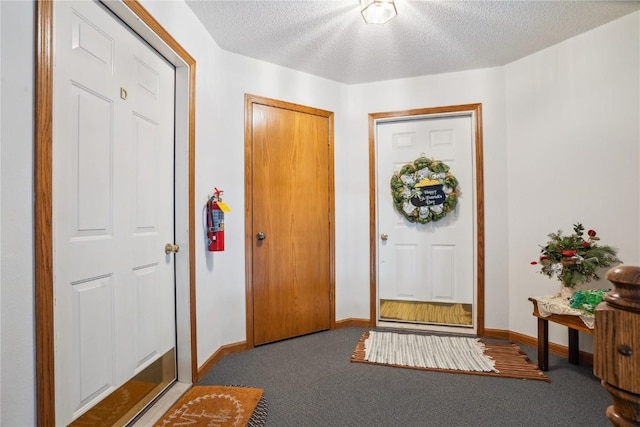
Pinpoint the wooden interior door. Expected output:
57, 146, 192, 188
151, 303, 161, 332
246, 96, 334, 346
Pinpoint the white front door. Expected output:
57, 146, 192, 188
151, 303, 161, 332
52, 1, 176, 424
376, 115, 476, 333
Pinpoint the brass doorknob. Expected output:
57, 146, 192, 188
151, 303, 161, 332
380, 233, 388, 241
165, 243, 180, 254
256, 232, 266, 241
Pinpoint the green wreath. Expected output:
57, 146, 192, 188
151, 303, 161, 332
390, 156, 459, 224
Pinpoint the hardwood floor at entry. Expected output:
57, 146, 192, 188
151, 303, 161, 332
380, 299, 472, 325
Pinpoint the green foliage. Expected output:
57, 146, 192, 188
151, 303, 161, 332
533, 223, 621, 288
389, 156, 459, 224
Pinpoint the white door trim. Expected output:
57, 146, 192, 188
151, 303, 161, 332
368, 104, 485, 335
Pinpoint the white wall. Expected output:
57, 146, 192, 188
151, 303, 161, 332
139, 0, 349, 365
0, 1, 35, 426
506, 12, 640, 349
347, 68, 510, 330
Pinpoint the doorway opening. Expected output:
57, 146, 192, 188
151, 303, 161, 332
35, 1, 196, 425
368, 104, 485, 336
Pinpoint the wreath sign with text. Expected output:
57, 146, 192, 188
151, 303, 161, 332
390, 156, 459, 223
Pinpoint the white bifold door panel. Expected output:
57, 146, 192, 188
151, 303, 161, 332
52, 1, 176, 424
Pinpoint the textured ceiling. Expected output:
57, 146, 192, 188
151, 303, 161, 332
184, 1, 640, 84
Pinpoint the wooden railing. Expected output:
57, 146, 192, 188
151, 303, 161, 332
594, 265, 640, 426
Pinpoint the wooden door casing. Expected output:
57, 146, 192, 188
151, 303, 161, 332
36, 1, 198, 425
376, 117, 475, 305
245, 95, 335, 346
368, 104, 485, 335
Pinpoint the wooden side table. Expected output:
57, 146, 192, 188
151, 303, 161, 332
528, 297, 594, 371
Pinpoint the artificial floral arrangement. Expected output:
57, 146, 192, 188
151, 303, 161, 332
531, 222, 621, 288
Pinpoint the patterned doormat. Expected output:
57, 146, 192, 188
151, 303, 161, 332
154, 385, 267, 427
351, 331, 549, 382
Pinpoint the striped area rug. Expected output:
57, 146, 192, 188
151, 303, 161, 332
351, 331, 549, 382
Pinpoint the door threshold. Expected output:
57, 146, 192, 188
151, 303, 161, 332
377, 320, 476, 336
129, 382, 191, 426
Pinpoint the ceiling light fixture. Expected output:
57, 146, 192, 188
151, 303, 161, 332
360, 0, 397, 24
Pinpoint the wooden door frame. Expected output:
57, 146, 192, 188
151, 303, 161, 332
35, 1, 197, 425
368, 104, 485, 335
244, 94, 336, 348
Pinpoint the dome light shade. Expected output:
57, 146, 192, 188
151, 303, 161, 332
360, 0, 397, 24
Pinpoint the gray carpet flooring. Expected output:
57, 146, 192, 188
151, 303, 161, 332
197, 327, 611, 426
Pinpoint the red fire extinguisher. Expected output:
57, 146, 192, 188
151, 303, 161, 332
207, 188, 230, 251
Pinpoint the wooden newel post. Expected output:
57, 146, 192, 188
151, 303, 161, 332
594, 265, 640, 426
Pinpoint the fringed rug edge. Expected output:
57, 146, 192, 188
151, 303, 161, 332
350, 331, 549, 382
